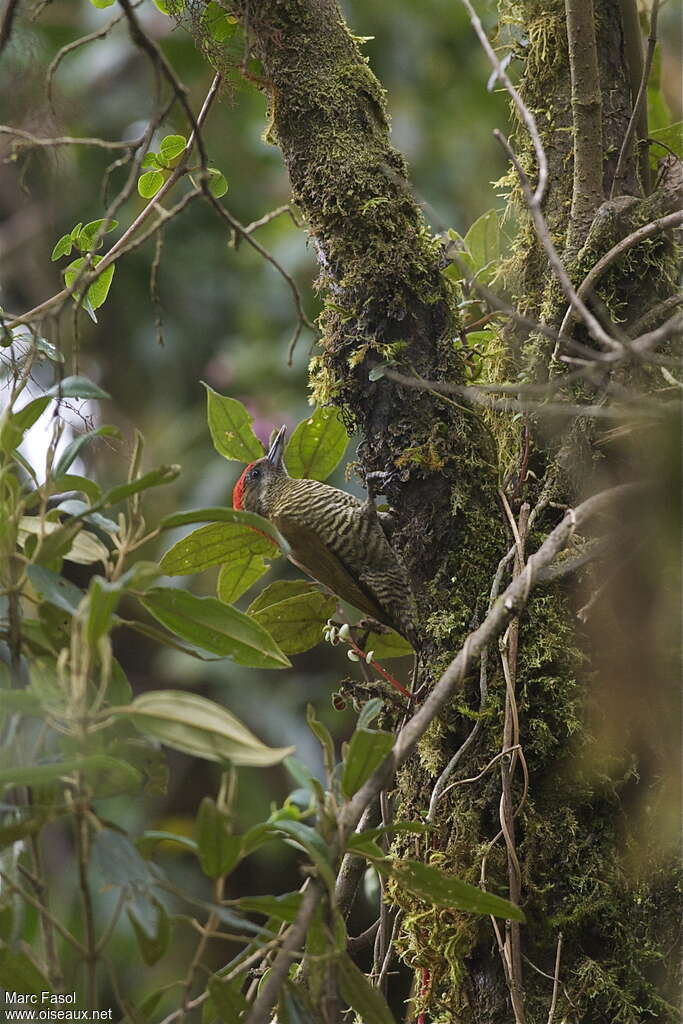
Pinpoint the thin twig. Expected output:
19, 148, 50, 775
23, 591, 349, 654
558, 209, 683, 339
546, 933, 563, 1024
458, 0, 548, 205
494, 131, 621, 353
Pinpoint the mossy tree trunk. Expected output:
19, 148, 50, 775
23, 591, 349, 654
232, 1, 680, 1021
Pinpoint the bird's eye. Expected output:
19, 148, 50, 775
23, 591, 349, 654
251, 467, 261, 480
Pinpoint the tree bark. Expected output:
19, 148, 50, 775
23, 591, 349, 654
231, 1, 681, 1021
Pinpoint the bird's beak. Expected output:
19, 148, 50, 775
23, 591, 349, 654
267, 424, 287, 470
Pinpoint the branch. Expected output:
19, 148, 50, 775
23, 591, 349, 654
564, 0, 604, 252
458, 0, 548, 205
494, 131, 621, 353
558, 208, 683, 338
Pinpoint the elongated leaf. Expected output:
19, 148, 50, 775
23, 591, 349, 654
285, 407, 348, 481
159, 506, 288, 552
341, 729, 395, 798
196, 797, 242, 878
0, 755, 141, 795
268, 820, 335, 890
18, 517, 109, 566
92, 828, 152, 887
47, 375, 110, 400
128, 897, 170, 966
27, 564, 84, 615
246, 580, 318, 615
357, 698, 383, 730
140, 588, 290, 668
50, 473, 101, 502
11, 395, 50, 434
86, 576, 121, 647
115, 690, 294, 766
337, 952, 395, 1024
104, 465, 181, 505
160, 522, 275, 576
462, 208, 501, 284
57, 499, 119, 535
203, 384, 263, 461
388, 859, 525, 922
217, 553, 270, 603
237, 891, 303, 922
54, 424, 121, 477
249, 589, 336, 655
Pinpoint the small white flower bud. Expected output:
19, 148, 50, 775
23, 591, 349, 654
347, 649, 360, 662
338, 623, 351, 640
365, 650, 375, 664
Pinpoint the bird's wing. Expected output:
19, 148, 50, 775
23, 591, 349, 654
271, 514, 389, 625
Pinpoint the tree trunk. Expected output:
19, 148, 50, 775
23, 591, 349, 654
231, 1, 680, 1020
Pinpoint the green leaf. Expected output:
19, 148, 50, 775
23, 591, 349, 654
104, 464, 181, 505
268, 820, 335, 890
57, 499, 119, 535
208, 975, 248, 1020
138, 169, 165, 198
128, 897, 170, 966
136, 830, 198, 857
306, 704, 335, 776
116, 690, 295, 766
363, 627, 414, 660
140, 588, 291, 668
388, 859, 525, 921
54, 424, 122, 477
285, 407, 348, 481
0, 755, 141, 795
160, 522, 276, 576
51, 234, 73, 261
159, 134, 187, 165
246, 579, 318, 615
202, 1, 238, 42
357, 697, 383, 730
64, 256, 115, 312
203, 384, 264, 462
196, 797, 242, 878
47, 375, 110, 400
337, 952, 396, 1024
237, 891, 303, 923
0, 944, 51, 999
649, 122, 683, 168
27, 564, 84, 615
208, 167, 228, 198
249, 588, 336, 655
85, 576, 121, 648
341, 729, 394, 798
88, 0, 115, 8
461, 208, 501, 284
159, 506, 288, 553
50, 473, 102, 503
11, 396, 51, 435
92, 828, 152, 887
217, 553, 270, 603
76, 218, 118, 251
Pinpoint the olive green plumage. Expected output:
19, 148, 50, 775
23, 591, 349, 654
233, 426, 418, 647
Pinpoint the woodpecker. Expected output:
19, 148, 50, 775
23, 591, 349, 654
232, 425, 418, 649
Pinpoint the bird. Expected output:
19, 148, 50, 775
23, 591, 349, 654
232, 425, 418, 650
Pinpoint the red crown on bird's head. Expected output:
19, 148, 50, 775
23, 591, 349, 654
232, 462, 257, 510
